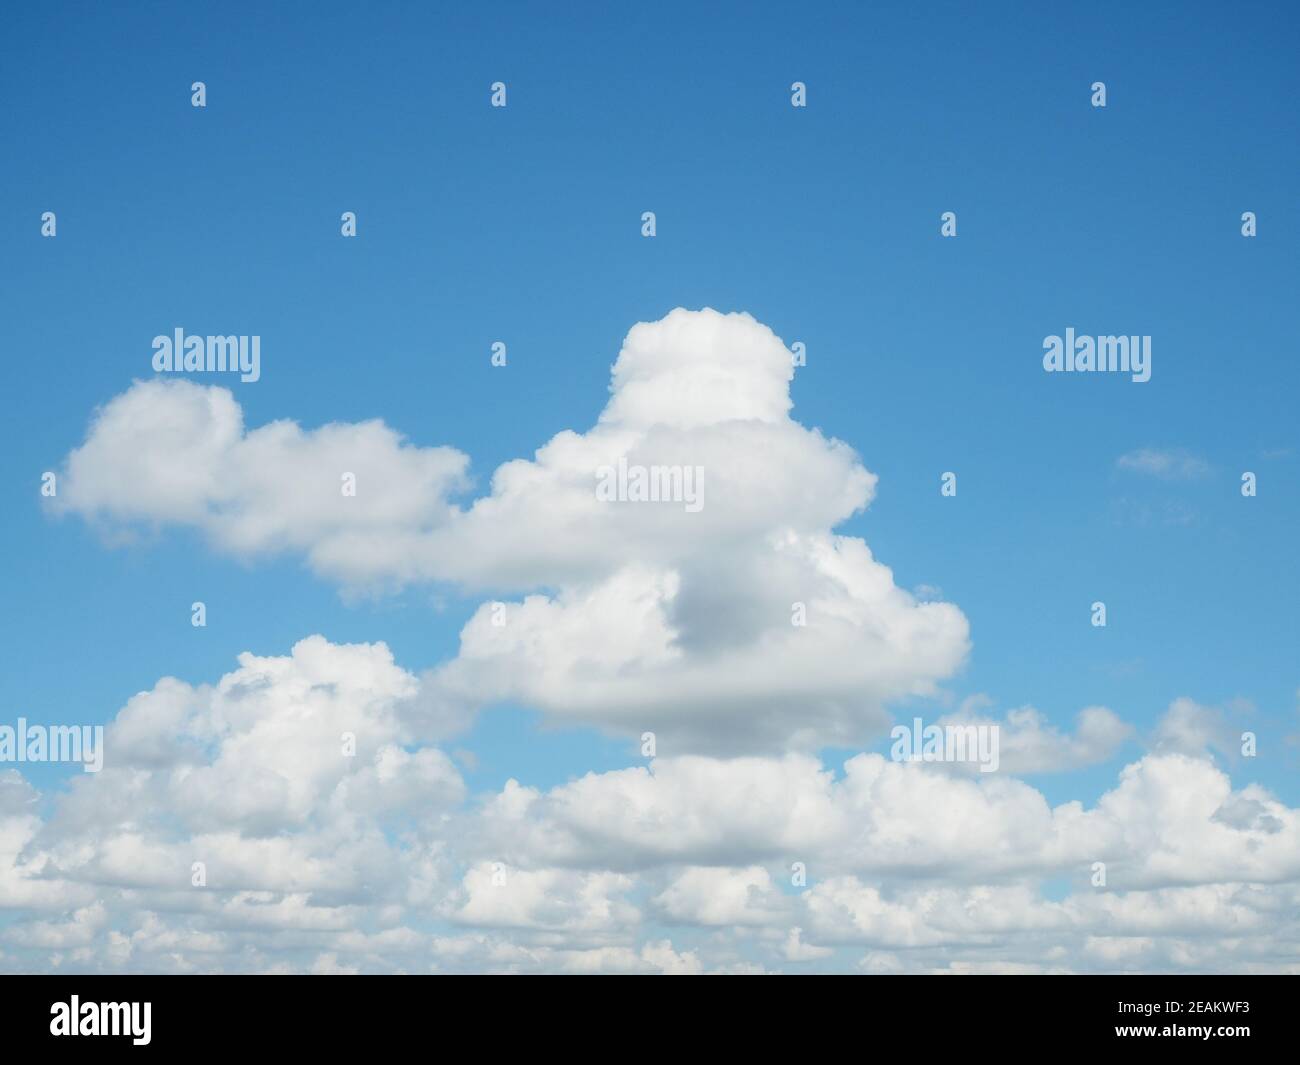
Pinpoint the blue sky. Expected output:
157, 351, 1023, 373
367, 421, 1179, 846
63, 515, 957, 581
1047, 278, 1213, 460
1, 1, 1298, 973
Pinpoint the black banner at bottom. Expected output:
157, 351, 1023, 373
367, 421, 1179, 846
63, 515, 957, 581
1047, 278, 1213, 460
0, 974, 1290, 1053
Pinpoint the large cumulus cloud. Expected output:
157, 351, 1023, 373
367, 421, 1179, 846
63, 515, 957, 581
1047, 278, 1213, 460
51, 308, 968, 753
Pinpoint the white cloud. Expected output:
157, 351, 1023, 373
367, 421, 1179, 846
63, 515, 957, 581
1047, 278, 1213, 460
783, 927, 834, 961
4, 654, 1300, 973
468, 742, 1300, 891
1116, 447, 1210, 480
935, 703, 1134, 774
53, 309, 969, 753
1151, 696, 1245, 761
51, 379, 469, 582
651, 866, 789, 927
445, 864, 638, 938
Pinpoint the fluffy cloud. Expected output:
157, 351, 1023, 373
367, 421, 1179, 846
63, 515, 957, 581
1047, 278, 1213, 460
468, 746, 1300, 890
445, 864, 638, 939
651, 866, 789, 928
3, 640, 1299, 973
27, 638, 462, 917
50, 310, 868, 591
51, 379, 469, 579
935, 702, 1135, 775
1151, 696, 1248, 761
52, 309, 969, 753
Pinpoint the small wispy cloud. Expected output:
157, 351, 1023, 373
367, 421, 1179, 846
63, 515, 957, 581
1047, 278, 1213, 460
1116, 447, 1210, 480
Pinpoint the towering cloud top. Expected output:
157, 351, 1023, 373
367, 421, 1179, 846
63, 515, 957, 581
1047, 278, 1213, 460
602, 308, 794, 429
